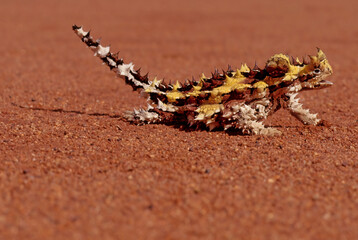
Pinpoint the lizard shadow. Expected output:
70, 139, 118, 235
11, 102, 123, 119
168, 121, 275, 136
11, 102, 292, 135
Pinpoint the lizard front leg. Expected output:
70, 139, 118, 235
285, 93, 320, 125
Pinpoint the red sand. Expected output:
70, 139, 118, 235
0, 0, 357, 239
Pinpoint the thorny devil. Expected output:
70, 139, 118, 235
73, 25, 333, 135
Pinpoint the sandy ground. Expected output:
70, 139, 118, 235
0, 0, 357, 239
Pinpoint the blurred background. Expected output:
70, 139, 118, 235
0, 0, 357, 239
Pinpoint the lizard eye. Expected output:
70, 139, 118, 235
313, 68, 321, 75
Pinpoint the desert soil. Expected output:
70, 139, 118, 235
0, 0, 357, 239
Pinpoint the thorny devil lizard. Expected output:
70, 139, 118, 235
73, 25, 333, 135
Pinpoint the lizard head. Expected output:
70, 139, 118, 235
264, 49, 333, 93
298, 48, 333, 90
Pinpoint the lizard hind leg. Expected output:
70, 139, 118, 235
124, 105, 161, 124
223, 102, 281, 135
234, 120, 281, 135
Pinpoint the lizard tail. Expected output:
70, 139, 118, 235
72, 25, 168, 94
